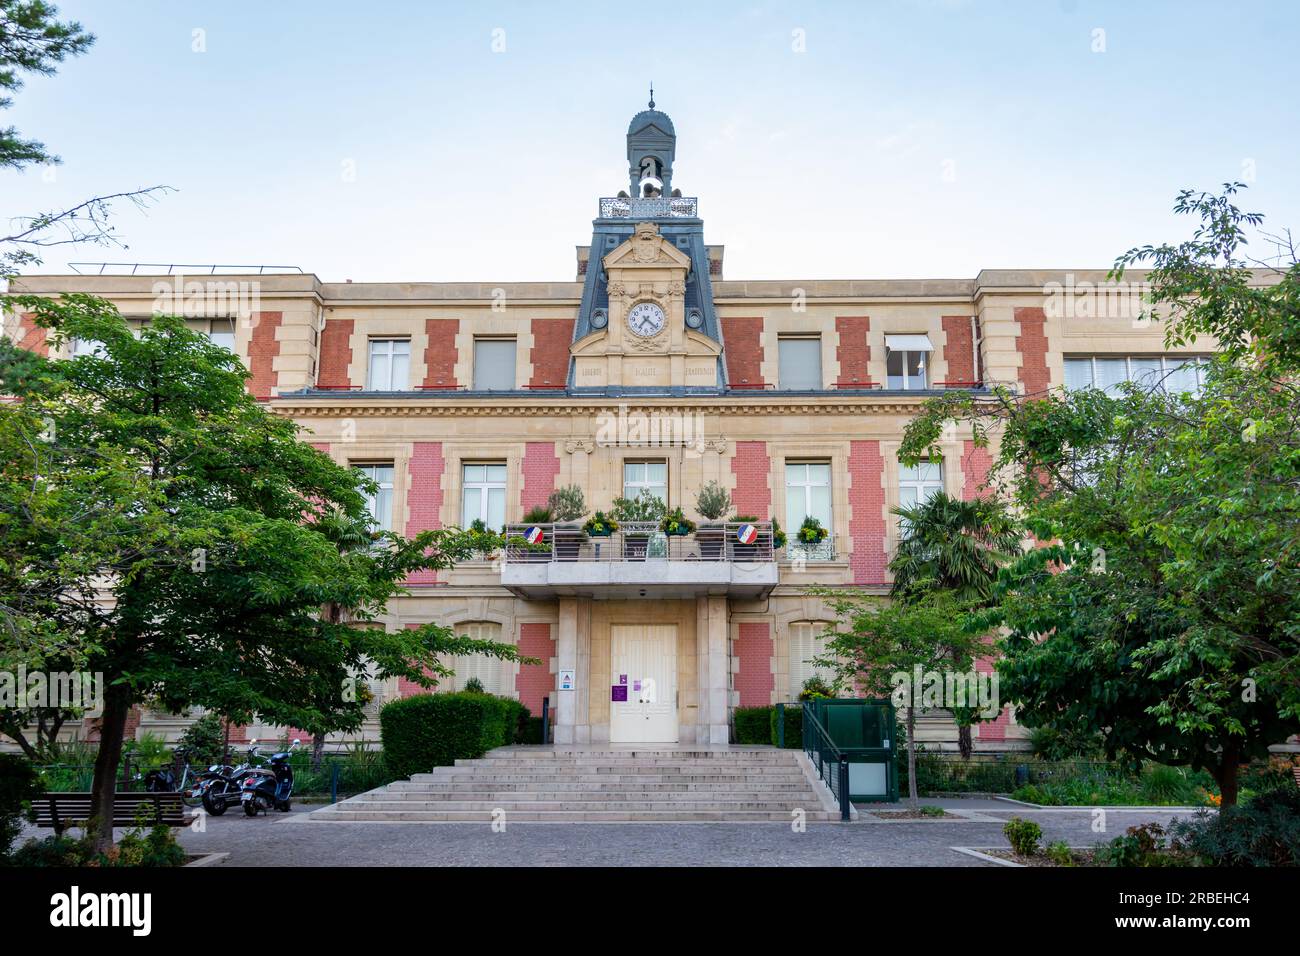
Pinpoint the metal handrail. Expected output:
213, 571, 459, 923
67, 262, 304, 276
501, 521, 776, 564
802, 702, 851, 820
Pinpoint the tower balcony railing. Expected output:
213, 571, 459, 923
498, 521, 777, 599
598, 196, 699, 219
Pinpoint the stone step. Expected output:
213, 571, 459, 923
334, 798, 820, 812
314, 808, 838, 823
384, 782, 815, 795
457, 755, 795, 766
476, 751, 793, 761
415, 766, 807, 777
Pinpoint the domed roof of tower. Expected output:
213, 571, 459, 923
627, 108, 674, 136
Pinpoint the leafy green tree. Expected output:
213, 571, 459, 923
900, 185, 1300, 805
890, 491, 1021, 756
814, 590, 982, 806
0, 296, 525, 848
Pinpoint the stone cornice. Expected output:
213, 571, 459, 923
271, 395, 940, 417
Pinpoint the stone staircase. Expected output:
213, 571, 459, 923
311, 746, 844, 822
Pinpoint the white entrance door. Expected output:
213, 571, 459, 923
609, 625, 678, 743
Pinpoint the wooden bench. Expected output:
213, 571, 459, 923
33, 792, 189, 836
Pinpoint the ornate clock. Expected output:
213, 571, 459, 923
626, 301, 666, 338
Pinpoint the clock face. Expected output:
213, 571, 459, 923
626, 301, 666, 338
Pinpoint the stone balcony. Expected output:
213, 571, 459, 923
499, 521, 778, 599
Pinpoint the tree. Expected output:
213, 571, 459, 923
889, 491, 1022, 756
298, 508, 533, 769
0, 296, 526, 849
0, 1, 168, 275
814, 591, 982, 806
899, 185, 1300, 805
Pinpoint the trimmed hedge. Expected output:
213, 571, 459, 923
733, 706, 772, 745
770, 704, 803, 748
379, 692, 529, 779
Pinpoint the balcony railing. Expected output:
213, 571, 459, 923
502, 521, 775, 564
598, 196, 699, 219
785, 534, 836, 563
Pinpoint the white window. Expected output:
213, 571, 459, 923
778, 337, 822, 390
789, 621, 834, 694
1063, 355, 1209, 396
623, 460, 667, 504
785, 462, 832, 531
452, 621, 511, 696
462, 463, 507, 530
206, 318, 236, 352
355, 463, 395, 532
368, 338, 410, 391
473, 338, 517, 391
70, 337, 105, 358
885, 335, 933, 390
899, 461, 943, 509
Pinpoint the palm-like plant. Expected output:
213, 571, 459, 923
890, 492, 1021, 604
890, 492, 1022, 757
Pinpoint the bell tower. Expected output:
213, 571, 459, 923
627, 85, 676, 196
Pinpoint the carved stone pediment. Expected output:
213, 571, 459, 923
603, 222, 692, 271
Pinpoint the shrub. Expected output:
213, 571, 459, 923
521, 715, 546, 745
1170, 786, 1300, 867
0, 753, 40, 860
1140, 764, 1192, 804
546, 485, 587, 522
1012, 783, 1058, 806
1094, 822, 1190, 867
770, 705, 802, 748
1045, 841, 1075, 866
695, 481, 731, 521
11, 813, 186, 868
798, 676, 833, 701
1003, 817, 1042, 856
380, 692, 521, 779
523, 505, 553, 524
733, 706, 772, 745
176, 711, 227, 766
463, 676, 486, 694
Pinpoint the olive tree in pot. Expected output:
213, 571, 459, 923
547, 485, 588, 561
694, 481, 731, 561
610, 491, 666, 561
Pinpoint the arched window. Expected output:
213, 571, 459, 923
451, 622, 512, 697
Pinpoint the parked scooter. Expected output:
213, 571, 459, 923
193, 746, 256, 817
239, 739, 301, 816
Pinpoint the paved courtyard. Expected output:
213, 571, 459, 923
158, 800, 1203, 867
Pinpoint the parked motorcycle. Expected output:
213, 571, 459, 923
239, 739, 301, 816
193, 749, 251, 817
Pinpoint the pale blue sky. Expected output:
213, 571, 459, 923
7, 0, 1298, 281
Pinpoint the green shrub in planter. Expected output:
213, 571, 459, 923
770, 705, 803, 748
380, 692, 520, 779
733, 706, 772, 744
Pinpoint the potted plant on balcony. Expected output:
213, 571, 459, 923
583, 511, 619, 537
694, 481, 731, 561
797, 516, 829, 545
660, 506, 696, 537
611, 491, 665, 562
514, 505, 553, 562
547, 485, 587, 562
467, 518, 502, 561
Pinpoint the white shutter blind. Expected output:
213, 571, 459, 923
453, 622, 511, 696
789, 622, 832, 695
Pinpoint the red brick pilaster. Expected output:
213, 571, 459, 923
247, 311, 283, 400
835, 316, 872, 386
15, 312, 48, 357
730, 441, 771, 518
317, 318, 354, 388
961, 439, 994, 500
734, 622, 774, 707
941, 315, 978, 385
1014, 307, 1050, 396
516, 623, 556, 715
404, 442, 444, 585
528, 318, 574, 389
422, 319, 458, 388
721, 316, 765, 387
521, 442, 560, 515
848, 440, 888, 585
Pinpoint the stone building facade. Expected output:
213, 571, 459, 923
8, 103, 1214, 752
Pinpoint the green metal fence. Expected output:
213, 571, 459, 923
794, 698, 899, 805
